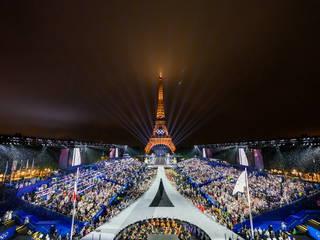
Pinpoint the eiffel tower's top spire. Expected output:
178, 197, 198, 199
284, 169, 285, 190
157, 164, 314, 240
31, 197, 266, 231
156, 73, 165, 119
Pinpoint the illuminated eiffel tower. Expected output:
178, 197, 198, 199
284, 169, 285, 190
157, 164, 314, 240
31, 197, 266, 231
145, 73, 176, 155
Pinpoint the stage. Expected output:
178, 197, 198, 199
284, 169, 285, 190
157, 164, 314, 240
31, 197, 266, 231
148, 234, 179, 240
82, 167, 242, 240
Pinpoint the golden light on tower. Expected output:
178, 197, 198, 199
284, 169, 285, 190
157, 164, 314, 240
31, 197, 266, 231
145, 74, 175, 154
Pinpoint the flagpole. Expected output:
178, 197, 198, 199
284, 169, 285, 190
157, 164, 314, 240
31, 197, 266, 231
10, 160, 15, 185
70, 167, 79, 240
9, 170, 13, 185
3, 161, 8, 184
19, 160, 23, 182
245, 168, 254, 239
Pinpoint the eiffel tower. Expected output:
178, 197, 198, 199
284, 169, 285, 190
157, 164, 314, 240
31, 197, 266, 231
145, 73, 176, 155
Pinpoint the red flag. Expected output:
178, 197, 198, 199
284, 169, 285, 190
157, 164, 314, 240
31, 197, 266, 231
72, 189, 77, 201
70, 167, 79, 240
72, 168, 79, 202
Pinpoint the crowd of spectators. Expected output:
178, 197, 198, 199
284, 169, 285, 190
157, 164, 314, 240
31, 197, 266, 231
238, 225, 292, 240
23, 165, 125, 222
9, 170, 60, 190
19, 158, 156, 238
115, 218, 210, 240
172, 158, 319, 240
83, 166, 156, 232
176, 159, 232, 184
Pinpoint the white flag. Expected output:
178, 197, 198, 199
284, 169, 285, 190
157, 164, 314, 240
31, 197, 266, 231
233, 170, 247, 195
202, 148, 207, 158
4, 161, 8, 174
239, 148, 249, 166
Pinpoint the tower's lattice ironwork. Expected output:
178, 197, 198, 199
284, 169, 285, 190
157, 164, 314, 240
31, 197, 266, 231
145, 74, 175, 154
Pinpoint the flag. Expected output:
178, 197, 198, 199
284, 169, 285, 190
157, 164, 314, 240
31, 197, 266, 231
72, 184, 77, 201
4, 161, 8, 174
19, 160, 23, 171
72, 168, 79, 202
234, 168, 255, 238
238, 148, 249, 166
11, 160, 18, 172
70, 167, 79, 240
3, 161, 8, 183
233, 170, 247, 195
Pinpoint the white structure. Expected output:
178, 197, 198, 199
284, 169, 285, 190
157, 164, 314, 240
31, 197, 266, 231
115, 148, 119, 158
72, 148, 81, 166
202, 148, 207, 158
82, 167, 241, 240
238, 148, 249, 166
165, 153, 171, 165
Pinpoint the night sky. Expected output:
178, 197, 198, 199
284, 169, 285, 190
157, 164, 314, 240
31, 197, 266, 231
0, 1, 319, 147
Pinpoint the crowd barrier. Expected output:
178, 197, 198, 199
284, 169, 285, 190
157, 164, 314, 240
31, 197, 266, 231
16, 179, 51, 199
108, 181, 132, 206
13, 209, 87, 237
13, 198, 86, 233
199, 176, 224, 188
184, 175, 219, 207
92, 178, 134, 222
202, 158, 257, 173
99, 176, 124, 186
186, 177, 199, 189
199, 188, 218, 207
92, 205, 106, 222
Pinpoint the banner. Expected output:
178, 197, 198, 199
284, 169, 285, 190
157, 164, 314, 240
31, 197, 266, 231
109, 148, 115, 158
0, 226, 16, 240
59, 149, 69, 169
202, 148, 206, 158
206, 148, 213, 158
115, 148, 119, 158
71, 148, 81, 167
238, 148, 249, 166
253, 149, 264, 170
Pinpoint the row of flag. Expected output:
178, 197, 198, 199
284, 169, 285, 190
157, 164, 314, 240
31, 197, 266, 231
2, 159, 36, 184
2, 159, 35, 172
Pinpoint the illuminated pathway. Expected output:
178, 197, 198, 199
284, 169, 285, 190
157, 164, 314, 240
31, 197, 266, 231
82, 167, 242, 240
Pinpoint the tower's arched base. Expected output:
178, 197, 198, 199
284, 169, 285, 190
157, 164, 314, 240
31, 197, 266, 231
145, 137, 176, 154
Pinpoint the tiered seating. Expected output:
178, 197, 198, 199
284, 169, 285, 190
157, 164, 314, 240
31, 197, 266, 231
174, 158, 320, 240
16, 158, 156, 239
177, 158, 237, 184
23, 159, 143, 223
